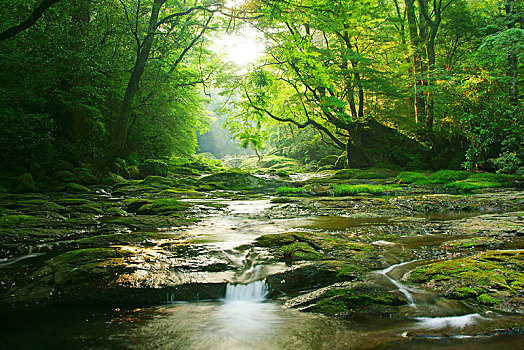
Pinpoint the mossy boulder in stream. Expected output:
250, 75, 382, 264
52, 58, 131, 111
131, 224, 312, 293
136, 198, 189, 215
199, 170, 285, 192
409, 250, 524, 312
303, 284, 407, 316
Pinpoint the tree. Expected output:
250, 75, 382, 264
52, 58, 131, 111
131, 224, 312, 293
0, 0, 60, 42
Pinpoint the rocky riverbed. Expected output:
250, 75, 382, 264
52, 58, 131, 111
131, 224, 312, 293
0, 170, 523, 348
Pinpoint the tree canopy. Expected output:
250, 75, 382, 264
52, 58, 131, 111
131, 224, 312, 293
0, 0, 522, 177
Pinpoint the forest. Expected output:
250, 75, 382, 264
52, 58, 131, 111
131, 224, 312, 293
0, 0, 523, 348
0, 0, 522, 182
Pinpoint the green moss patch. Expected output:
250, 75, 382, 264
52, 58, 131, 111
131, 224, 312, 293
410, 250, 524, 304
76, 232, 173, 246
308, 286, 406, 315
256, 232, 376, 264
331, 184, 396, 196
136, 198, 189, 215
275, 186, 303, 195
442, 236, 504, 249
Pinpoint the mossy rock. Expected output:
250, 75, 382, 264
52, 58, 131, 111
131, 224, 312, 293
100, 173, 127, 185
54, 170, 80, 184
199, 170, 285, 192
73, 167, 98, 185
128, 165, 140, 180
108, 215, 193, 230
75, 232, 173, 246
318, 155, 339, 167
0, 214, 54, 228
441, 236, 503, 249
44, 247, 131, 286
29, 161, 47, 182
136, 198, 189, 215
16, 173, 37, 193
256, 232, 377, 263
409, 250, 524, 309
140, 159, 168, 178
306, 284, 407, 316
59, 183, 93, 193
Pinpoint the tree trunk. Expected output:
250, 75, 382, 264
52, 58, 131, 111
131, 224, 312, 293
405, 0, 426, 125
506, 0, 519, 107
104, 0, 166, 165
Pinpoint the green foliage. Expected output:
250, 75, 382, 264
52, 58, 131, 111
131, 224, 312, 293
331, 184, 395, 196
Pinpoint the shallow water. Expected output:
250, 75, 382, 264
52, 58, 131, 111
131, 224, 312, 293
2, 199, 523, 349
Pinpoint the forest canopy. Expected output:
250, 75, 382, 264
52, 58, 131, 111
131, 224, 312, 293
0, 0, 522, 183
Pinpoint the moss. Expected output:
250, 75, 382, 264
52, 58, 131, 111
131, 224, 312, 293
445, 180, 502, 192
17, 199, 67, 212
352, 171, 389, 179
275, 186, 303, 195
443, 237, 503, 249
395, 171, 428, 184
476, 293, 501, 305
447, 286, 482, 299
45, 248, 131, 285
140, 159, 168, 177
331, 184, 396, 196
105, 207, 128, 216
427, 170, 470, 184
76, 232, 171, 245
309, 287, 406, 315
331, 169, 359, 179
55, 198, 94, 206
108, 215, 194, 230
0, 214, 51, 227
136, 198, 189, 215
410, 250, 524, 294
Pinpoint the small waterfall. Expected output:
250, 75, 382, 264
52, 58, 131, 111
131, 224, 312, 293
225, 280, 268, 302
376, 260, 418, 307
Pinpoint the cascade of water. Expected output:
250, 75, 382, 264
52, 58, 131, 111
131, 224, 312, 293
224, 280, 268, 302
376, 260, 418, 307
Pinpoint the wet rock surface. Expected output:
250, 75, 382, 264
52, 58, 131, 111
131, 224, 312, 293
0, 171, 523, 342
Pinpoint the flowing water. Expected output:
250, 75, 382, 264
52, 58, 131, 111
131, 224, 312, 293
1, 199, 523, 349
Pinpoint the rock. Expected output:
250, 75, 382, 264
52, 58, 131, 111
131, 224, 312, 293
335, 152, 347, 169
55, 159, 74, 172
140, 159, 168, 178
29, 161, 47, 182
318, 155, 339, 167
73, 167, 98, 185
128, 165, 140, 179
100, 173, 127, 185
15, 173, 36, 193
199, 170, 285, 192
54, 170, 80, 184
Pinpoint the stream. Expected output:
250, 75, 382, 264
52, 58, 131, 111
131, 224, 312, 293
1, 198, 523, 349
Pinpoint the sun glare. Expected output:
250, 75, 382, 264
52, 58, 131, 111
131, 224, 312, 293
214, 27, 265, 68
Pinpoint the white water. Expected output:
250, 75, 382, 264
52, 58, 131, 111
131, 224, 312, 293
225, 280, 268, 302
376, 260, 418, 307
415, 313, 484, 330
